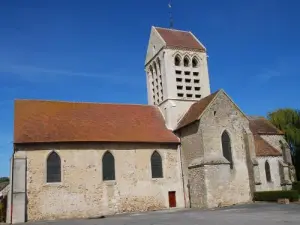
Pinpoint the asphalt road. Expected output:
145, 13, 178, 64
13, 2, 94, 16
25, 202, 300, 225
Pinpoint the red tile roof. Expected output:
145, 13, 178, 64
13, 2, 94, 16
253, 135, 282, 157
155, 27, 206, 51
14, 100, 180, 144
249, 117, 284, 135
175, 90, 220, 130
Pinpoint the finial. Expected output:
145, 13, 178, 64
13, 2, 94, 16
168, 0, 174, 28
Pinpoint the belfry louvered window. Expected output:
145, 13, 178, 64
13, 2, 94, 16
151, 151, 163, 178
47, 151, 61, 183
102, 151, 115, 181
221, 131, 233, 169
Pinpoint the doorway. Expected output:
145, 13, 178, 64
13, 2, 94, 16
168, 191, 176, 208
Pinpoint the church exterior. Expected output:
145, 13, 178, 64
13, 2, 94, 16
7, 27, 295, 223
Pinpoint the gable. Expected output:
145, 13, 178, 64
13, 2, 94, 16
176, 89, 248, 130
145, 27, 166, 65
14, 100, 179, 144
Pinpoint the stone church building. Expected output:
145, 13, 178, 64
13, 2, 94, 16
7, 27, 295, 223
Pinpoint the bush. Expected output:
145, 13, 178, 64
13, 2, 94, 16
292, 181, 300, 193
253, 190, 299, 202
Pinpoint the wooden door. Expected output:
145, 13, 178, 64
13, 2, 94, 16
168, 191, 176, 208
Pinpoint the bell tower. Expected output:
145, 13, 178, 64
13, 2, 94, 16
145, 26, 211, 130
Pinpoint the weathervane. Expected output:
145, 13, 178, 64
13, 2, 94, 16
168, 0, 174, 28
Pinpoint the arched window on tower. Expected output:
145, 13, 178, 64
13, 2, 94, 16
151, 151, 163, 178
184, 56, 190, 67
157, 58, 161, 74
47, 151, 61, 183
102, 151, 115, 181
192, 57, 199, 68
174, 55, 181, 66
153, 62, 157, 75
265, 161, 271, 182
221, 131, 233, 169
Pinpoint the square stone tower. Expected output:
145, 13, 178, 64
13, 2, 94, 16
145, 26, 211, 130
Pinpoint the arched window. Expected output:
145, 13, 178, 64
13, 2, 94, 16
174, 55, 181, 66
192, 57, 199, 68
221, 131, 233, 169
153, 62, 157, 75
151, 151, 163, 178
102, 151, 115, 181
184, 56, 190, 67
157, 58, 161, 74
47, 151, 61, 183
265, 161, 271, 182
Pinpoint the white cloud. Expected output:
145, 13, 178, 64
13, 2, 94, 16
0, 64, 140, 85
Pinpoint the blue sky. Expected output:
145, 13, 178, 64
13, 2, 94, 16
0, 0, 299, 176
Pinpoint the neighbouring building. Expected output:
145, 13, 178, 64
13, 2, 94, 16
7, 26, 295, 223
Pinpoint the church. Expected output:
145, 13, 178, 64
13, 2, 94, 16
7, 26, 295, 223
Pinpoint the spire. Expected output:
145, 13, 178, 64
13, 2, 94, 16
168, 0, 174, 28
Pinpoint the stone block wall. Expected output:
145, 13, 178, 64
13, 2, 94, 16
15, 142, 185, 221
256, 156, 283, 191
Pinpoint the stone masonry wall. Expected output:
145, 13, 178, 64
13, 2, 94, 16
199, 92, 252, 207
256, 156, 283, 191
16, 143, 184, 221
179, 121, 204, 207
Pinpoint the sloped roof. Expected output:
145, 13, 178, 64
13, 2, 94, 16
249, 116, 284, 135
0, 181, 9, 192
155, 27, 206, 51
254, 135, 282, 157
175, 90, 220, 130
14, 100, 179, 144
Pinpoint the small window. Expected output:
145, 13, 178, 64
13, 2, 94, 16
47, 151, 61, 183
195, 94, 201, 98
194, 79, 200, 83
176, 78, 182, 82
186, 86, 192, 90
153, 95, 155, 99
155, 79, 158, 82
158, 99, 160, 103
185, 79, 191, 83
151, 151, 163, 178
193, 72, 199, 76
184, 56, 190, 67
174, 55, 181, 66
184, 71, 190, 75
192, 57, 199, 68
175, 70, 182, 75
161, 96, 163, 101
160, 82, 162, 86
195, 87, 200, 91
177, 93, 184, 97
177, 85, 183, 90
102, 151, 115, 181
265, 161, 272, 182
186, 94, 193, 98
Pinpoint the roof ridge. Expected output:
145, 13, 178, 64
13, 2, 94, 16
14, 99, 153, 107
154, 26, 190, 33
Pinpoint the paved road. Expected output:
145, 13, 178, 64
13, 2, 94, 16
26, 203, 300, 225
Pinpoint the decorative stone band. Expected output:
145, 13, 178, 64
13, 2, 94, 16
188, 156, 230, 169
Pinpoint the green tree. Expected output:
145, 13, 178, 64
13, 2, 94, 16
267, 108, 300, 180
0, 177, 9, 183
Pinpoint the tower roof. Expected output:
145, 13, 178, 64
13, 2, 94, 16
155, 27, 206, 51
